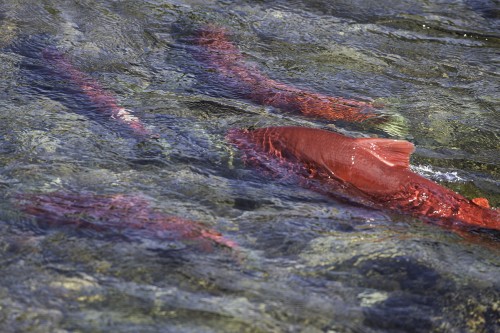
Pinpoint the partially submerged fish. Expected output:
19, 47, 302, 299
228, 127, 499, 231
196, 25, 378, 122
18, 191, 236, 251
42, 47, 155, 138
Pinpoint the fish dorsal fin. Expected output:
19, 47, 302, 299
472, 197, 490, 208
357, 138, 415, 168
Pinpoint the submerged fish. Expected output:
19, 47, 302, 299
42, 47, 155, 138
196, 25, 379, 122
228, 127, 499, 231
18, 191, 236, 251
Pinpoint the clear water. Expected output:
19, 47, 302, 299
0, 0, 499, 332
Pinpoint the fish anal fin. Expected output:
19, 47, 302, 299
358, 138, 415, 168
472, 197, 490, 208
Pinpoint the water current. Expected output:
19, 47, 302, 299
0, 0, 499, 332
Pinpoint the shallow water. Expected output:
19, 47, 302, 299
0, 0, 499, 332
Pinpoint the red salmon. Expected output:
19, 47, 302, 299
196, 25, 379, 122
42, 47, 155, 138
18, 191, 237, 251
228, 127, 499, 231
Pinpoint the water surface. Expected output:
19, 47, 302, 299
0, 0, 499, 332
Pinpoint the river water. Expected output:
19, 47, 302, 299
0, 0, 499, 332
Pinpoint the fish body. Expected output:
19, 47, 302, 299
18, 192, 236, 251
228, 127, 499, 230
196, 25, 377, 122
42, 48, 154, 137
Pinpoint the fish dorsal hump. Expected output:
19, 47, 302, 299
357, 138, 415, 168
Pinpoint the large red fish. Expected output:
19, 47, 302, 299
18, 191, 236, 251
228, 127, 499, 231
42, 47, 155, 138
196, 25, 379, 122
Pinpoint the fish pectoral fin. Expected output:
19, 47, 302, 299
472, 197, 490, 208
358, 138, 415, 168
